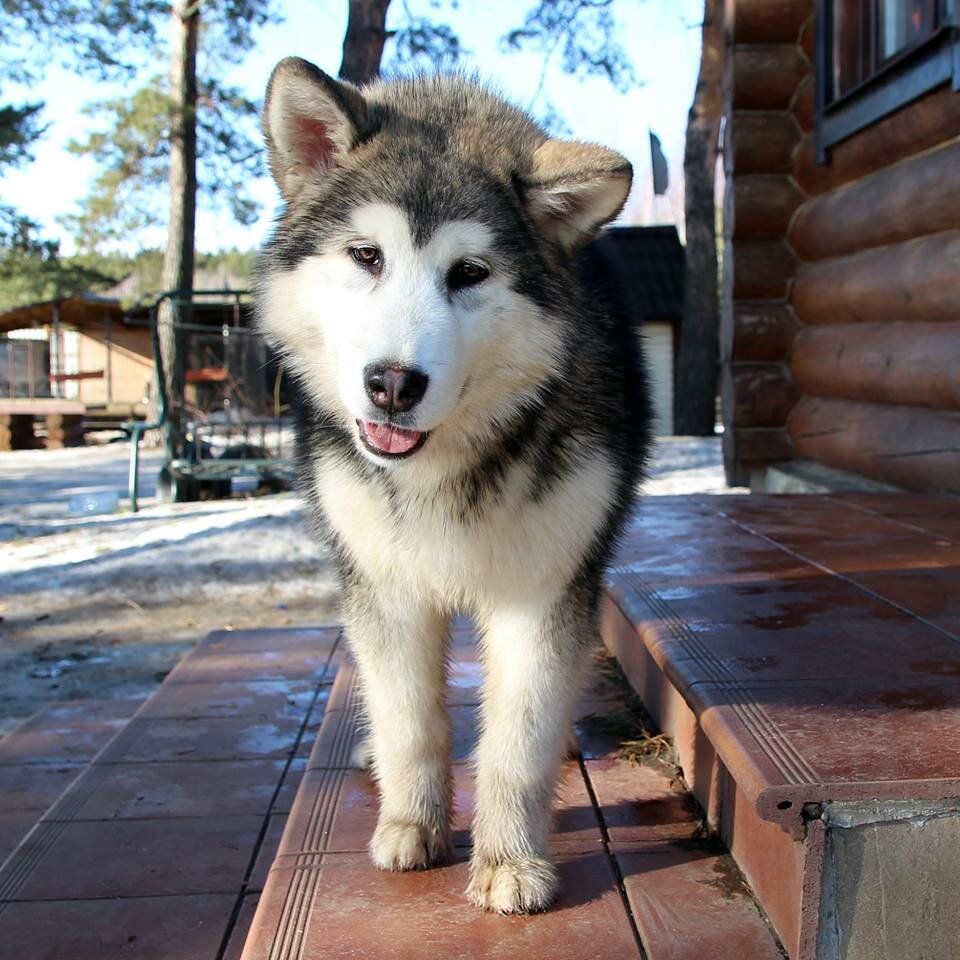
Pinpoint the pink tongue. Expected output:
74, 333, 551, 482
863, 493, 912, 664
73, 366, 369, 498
362, 421, 423, 454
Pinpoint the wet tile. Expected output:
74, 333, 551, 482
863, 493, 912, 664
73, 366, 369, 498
166, 647, 332, 684
138, 679, 316, 721
0, 821, 25, 863
273, 757, 306, 814
696, 675, 960, 788
584, 758, 701, 844
0, 700, 136, 767
653, 616, 960, 686
639, 572, 901, 625
65, 759, 290, 820
248, 815, 287, 892
279, 765, 472, 855
222, 894, 260, 960
0, 894, 236, 960
252, 850, 641, 959
615, 846, 784, 960
200, 626, 341, 654
11, 815, 263, 900
102, 715, 304, 764
846, 567, 960, 618
0, 763, 84, 819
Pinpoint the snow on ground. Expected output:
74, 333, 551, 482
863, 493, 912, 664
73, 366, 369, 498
0, 436, 743, 731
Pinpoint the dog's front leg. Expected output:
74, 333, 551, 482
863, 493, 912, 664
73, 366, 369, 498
345, 584, 452, 871
467, 599, 591, 913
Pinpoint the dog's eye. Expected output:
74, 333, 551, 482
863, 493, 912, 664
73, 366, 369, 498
350, 245, 382, 269
448, 259, 489, 291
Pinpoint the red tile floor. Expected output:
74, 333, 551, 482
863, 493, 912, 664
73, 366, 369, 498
0, 622, 782, 959
4, 493, 955, 959
0, 627, 341, 960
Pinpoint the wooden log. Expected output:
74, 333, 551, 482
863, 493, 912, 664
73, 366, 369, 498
731, 112, 800, 175
732, 0, 812, 44
792, 230, 960, 326
44, 413, 85, 449
798, 12, 815, 60
0, 413, 36, 452
733, 426, 795, 464
793, 83, 960, 197
791, 74, 815, 132
730, 303, 800, 362
732, 176, 805, 240
791, 322, 960, 410
733, 45, 809, 111
730, 362, 801, 427
790, 139, 960, 261
789, 397, 960, 492
733, 240, 796, 300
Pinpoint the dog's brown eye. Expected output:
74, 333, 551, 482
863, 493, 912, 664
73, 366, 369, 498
350, 245, 381, 269
448, 259, 489, 290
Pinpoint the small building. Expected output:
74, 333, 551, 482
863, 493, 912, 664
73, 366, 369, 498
582, 225, 685, 436
720, 0, 960, 494
0, 295, 151, 418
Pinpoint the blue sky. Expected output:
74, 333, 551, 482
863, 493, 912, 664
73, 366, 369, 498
1, 0, 703, 254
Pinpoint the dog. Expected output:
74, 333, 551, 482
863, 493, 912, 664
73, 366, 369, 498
255, 58, 650, 913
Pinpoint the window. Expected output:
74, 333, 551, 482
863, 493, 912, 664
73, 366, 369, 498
816, 0, 960, 159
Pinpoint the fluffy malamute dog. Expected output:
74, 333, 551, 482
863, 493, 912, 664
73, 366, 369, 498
256, 58, 650, 913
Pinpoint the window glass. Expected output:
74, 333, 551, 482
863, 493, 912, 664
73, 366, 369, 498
880, 1, 928, 60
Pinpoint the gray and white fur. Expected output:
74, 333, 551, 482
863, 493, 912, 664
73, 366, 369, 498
255, 58, 651, 914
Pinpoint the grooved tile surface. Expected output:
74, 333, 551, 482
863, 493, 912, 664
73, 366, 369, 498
241, 648, 781, 960
0, 627, 341, 960
606, 494, 960, 825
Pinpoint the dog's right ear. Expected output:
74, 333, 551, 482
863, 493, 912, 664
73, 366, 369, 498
263, 57, 367, 203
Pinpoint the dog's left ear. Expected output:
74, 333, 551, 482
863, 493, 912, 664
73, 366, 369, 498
263, 57, 368, 203
523, 140, 633, 251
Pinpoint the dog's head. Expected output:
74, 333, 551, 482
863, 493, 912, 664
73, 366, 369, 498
257, 58, 631, 468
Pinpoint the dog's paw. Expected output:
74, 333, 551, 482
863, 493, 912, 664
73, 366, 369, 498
466, 856, 558, 914
369, 818, 450, 871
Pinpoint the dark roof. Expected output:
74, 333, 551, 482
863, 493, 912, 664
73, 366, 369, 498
0, 295, 124, 334
578, 225, 685, 325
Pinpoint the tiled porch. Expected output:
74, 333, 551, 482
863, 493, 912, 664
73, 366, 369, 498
1, 492, 957, 959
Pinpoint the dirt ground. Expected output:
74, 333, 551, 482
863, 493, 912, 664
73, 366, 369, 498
0, 436, 742, 733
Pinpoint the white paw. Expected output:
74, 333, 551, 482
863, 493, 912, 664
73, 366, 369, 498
369, 818, 450, 871
466, 856, 558, 914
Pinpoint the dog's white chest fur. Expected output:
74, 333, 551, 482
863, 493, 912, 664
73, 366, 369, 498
314, 451, 615, 611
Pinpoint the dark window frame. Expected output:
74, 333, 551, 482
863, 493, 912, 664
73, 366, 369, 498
815, 0, 960, 162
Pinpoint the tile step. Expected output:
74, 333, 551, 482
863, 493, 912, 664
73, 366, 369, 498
240, 640, 784, 960
0, 698, 142, 864
602, 493, 960, 960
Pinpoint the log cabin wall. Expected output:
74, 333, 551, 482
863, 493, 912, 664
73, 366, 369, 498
788, 83, 960, 493
720, 0, 811, 486
723, 0, 960, 492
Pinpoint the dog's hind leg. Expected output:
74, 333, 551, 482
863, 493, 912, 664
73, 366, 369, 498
467, 595, 593, 913
344, 581, 452, 871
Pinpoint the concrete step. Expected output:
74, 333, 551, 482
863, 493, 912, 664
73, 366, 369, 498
602, 493, 960, 960
0, 626, 341, 960
0, 698, 141, 863
239, 633, 784, 960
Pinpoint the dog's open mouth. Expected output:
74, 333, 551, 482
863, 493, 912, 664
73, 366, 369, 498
357, 420, 428, 459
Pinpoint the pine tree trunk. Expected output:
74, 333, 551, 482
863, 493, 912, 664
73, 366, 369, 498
157, 0, 199, 451
339, 0, 391, 83
674, 0, 724, 436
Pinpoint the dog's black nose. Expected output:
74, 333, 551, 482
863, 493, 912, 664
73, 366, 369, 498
364, 364, 429, 414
